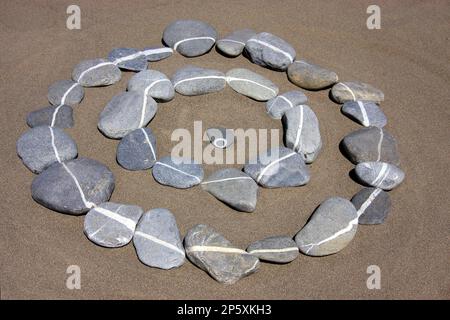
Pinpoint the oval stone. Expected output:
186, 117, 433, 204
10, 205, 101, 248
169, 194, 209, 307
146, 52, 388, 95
355, 162, 405, 191
116, 128, 157, 170
47, 80, 84, 106
141, 46, 174, 61
287, 60, 338, 90
152, 156, 203, 189
27, 105, 74, 129
331, 81, 384, 103
216, 29, 256, 57
72, 58, 121, 87
247, 236, 299, 263
107, 47, 148, 72
172, 65, 226, 96
341, 100, 387, 128
226, 68, 279, 101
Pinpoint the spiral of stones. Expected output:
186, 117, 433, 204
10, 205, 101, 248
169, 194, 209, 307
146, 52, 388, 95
17, 19, 405, 284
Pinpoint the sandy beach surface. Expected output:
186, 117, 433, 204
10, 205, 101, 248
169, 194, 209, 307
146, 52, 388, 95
1, 0, 449, 299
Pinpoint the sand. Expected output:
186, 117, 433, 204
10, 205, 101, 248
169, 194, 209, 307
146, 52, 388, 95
1, 0, 449, 299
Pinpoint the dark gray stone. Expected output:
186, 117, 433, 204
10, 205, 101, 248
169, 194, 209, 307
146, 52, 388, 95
116, 128, 157, 170
247, 236, 299, 263
206, 127, 234, 149
47, 80, 84, 106
172, 65, 225, 96
184, 224, 260, 284
341, 100, 387, 128
127, 69, 174, 102
27, 105, 74, 128
331, 82, 384, 103
72, 58, 121, 87
152, 156, 203, 189
142, 46, 173, 61
265, 90, 308, 119
355, 162, 405, 191
216, 29, 256, 57
351, 187, 391, 225
226, 68, 278, 101
287, 60, 338, 90
107, 47, 148, 71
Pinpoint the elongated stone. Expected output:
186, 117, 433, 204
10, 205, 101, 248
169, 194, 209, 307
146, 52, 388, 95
351, 187, 391, 225
26, 105, 74, 128
142, 46, 173, 61
108, 47, 148, 71
355, 162, 405, 191
216, 29, 256, 57
172, 65, 226, 96
152, 156, 203, 189
116, 128, 157, 170
287, 60, 338, 90
72, 58, 121, 87
341, 100, 387, 128
331, 81, 384, 103
247, 236, 299, 263
226, 68, 278, 101
47, 80, 84, 106
265, 90, 308, 119
127, 70, 174, 102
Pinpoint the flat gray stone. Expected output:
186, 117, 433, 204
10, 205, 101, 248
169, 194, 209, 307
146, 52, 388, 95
142, 46, 174, 61
184, 224, 260, 284
287, 60, 338, 90
216, 29, 256, 57
172, 65, 225, 96
116, 128, 157, 170
133, 208, 185, 270
244, 32, 296, 71
31, 157, 115, 215
226, 68, 279, 101
17, 126, 77, 173
341, 100, 387, 128
351, 187, 391, 225
107, 47, 148, 71
27, 105, 74, 128
206, 127, 234, 149
244, 146, 310, 188
47, 80, 84, 106
152, 156, 203, 189
295, 197, 358, 256
282, 105, 322, 163
84, 202, 143, 248
355, 162, 405, 191
163, 20, 217, 57
98, 91, 157, 139
341, 126, 400, 165
72, 58, 121, 87
127, 69, 175, 102
246, 236, 299, 263
331, 82, 384, 103
201, 168, 258, 212
266, 90, 308, 119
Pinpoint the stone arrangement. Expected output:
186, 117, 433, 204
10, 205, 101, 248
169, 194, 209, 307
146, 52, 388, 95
17, 19, 405, 285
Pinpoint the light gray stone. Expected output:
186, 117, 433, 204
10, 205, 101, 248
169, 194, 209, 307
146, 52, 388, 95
84, 202, 143, 248
351, 187, 391, 225
341, 100, 387, 128
127, 69, 174, 102
152, 156, 203, 189
287, 60, 338, 90
216, 29, 256, 57
226, 68, 279, 101
265, 90, 308, 119
107, 47, 148, 71
116, 128, 157, 170
26, 105, 74, 128
72, 58, 121, 87
331, 81, 384, 103
172, 65, 225, 96
17, 126, 77, 173
142, 46, 174, 61
206, 127, 234, 149
247, 236, 299, 263
184, 224, 260, 284
295, 197, 358, 256
355, 162, 405, 191
47, 80, 84, 106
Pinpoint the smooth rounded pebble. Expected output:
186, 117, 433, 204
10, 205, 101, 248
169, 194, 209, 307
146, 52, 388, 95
331, 81, 384, 103
201, 168, 258, 212
31, 157, 115, 215
172, 65, 226, 96
351, 187, 391, 225
246, 236, 299, 263
163, 19, 217, 57
108, 47, 148, 71
245, 32, 296, 71
72, 58, 121, 87
98, 91, 157, 139
206, 127, 234, 149
216, 29, 256, 57
355, 162, 405, 191
116, 128, 157, 170
295, 197, 358, 256
265, 90, 308, 119
184, 224, 260, 284
244, 146, 310, 188
84, 202, 143, 248
47, 80, 84, 106
152, 156, 203, 189
127, 69, 175, 102
141, 46, 174, 61
226, 68, 279, 101
341, 100, 387, 128
17, 126, 77, 173
133, 208, 185, 270
287, 60, 338, 90
27, 105, 74, 128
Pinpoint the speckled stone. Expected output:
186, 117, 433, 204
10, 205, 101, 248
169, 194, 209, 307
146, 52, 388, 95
72, 58, 121, 87
247, 236, 299, 263
331, 81, 384, 103
26, 105, 74, 128
107, 47, 148, 71
351, 187, 391, 225
47, 80, 84, 106
216, 29, 256, 57
116, 128, 157, 170
287, 60, 338, 90
265, 90, 308, 119
152, 156, 203, 189
355, 162, 405, 191
172, 65, 226, 96
341, 100, 387, 128
226, 68, 279, 101
127, 69, 175, 102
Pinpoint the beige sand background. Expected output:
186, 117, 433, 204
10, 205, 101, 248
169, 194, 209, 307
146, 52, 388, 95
1, 0, 449, 299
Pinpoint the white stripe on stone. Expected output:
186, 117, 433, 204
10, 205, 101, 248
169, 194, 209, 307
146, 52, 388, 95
371, 163, 389, 187
212, 137, 227, 148
76, 62, 115, 83
185, 245, 249, 255
218, 39, 246, 46
173, 76, 226, 88
357, 101, 370, 126
248, 247, 299, 254
201, 176, 253, 185
61, 162, 96, 209
50, 105, 63, 127
226, 77, 277, 95
112, 52, 146, 65
141, 47, 174, 56
49, 127, 61, 163
338, 82, 356, 101
292, 105, 304, 152
140, 128, 156, 161
356, 188, 382, 218
173, 37, 216, 51
50, 82, 79, 127
246, 38, 294, 63
155, 162, 201, 182
134, 231, 185, 256
376, 127, 384, 162
93, 206, 136, 231
256, 152, 297, 183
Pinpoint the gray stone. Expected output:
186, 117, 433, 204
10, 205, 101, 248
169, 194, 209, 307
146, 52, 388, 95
244, 146, 310, 188
142, 46, 173, 61
162, 20, 217, 57
201, 168, 258, 212
226, 68, 279, 101
341, 100, 387, 128
98, 91, 157, 139
295, 197, 358, 256
47, 80, 84, 106
184, 224, 260, 284
216, 29, 256, 57
127, 70, 174, 102
84, 202, 143, 248
107, 47, 148, 72
265, 90, 308, 119
152, 156, 203, 189
116, 128, 157, 170
355, 162, 405, 191
331, 81, 384, 103
172, 65, 225, 96
246, 236, 299, 263
351, 187, 391, 225
72, 58, 121, 87
206, 127, 234, 149
31, 157, 115, 215
133, 208, 185, 270
287, 60, 338, 90
244, 32, 296, 71
26, 105, 74, 128
282, 105, 322, 163
17, 126, 77, 173
341, 126, 400, 165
